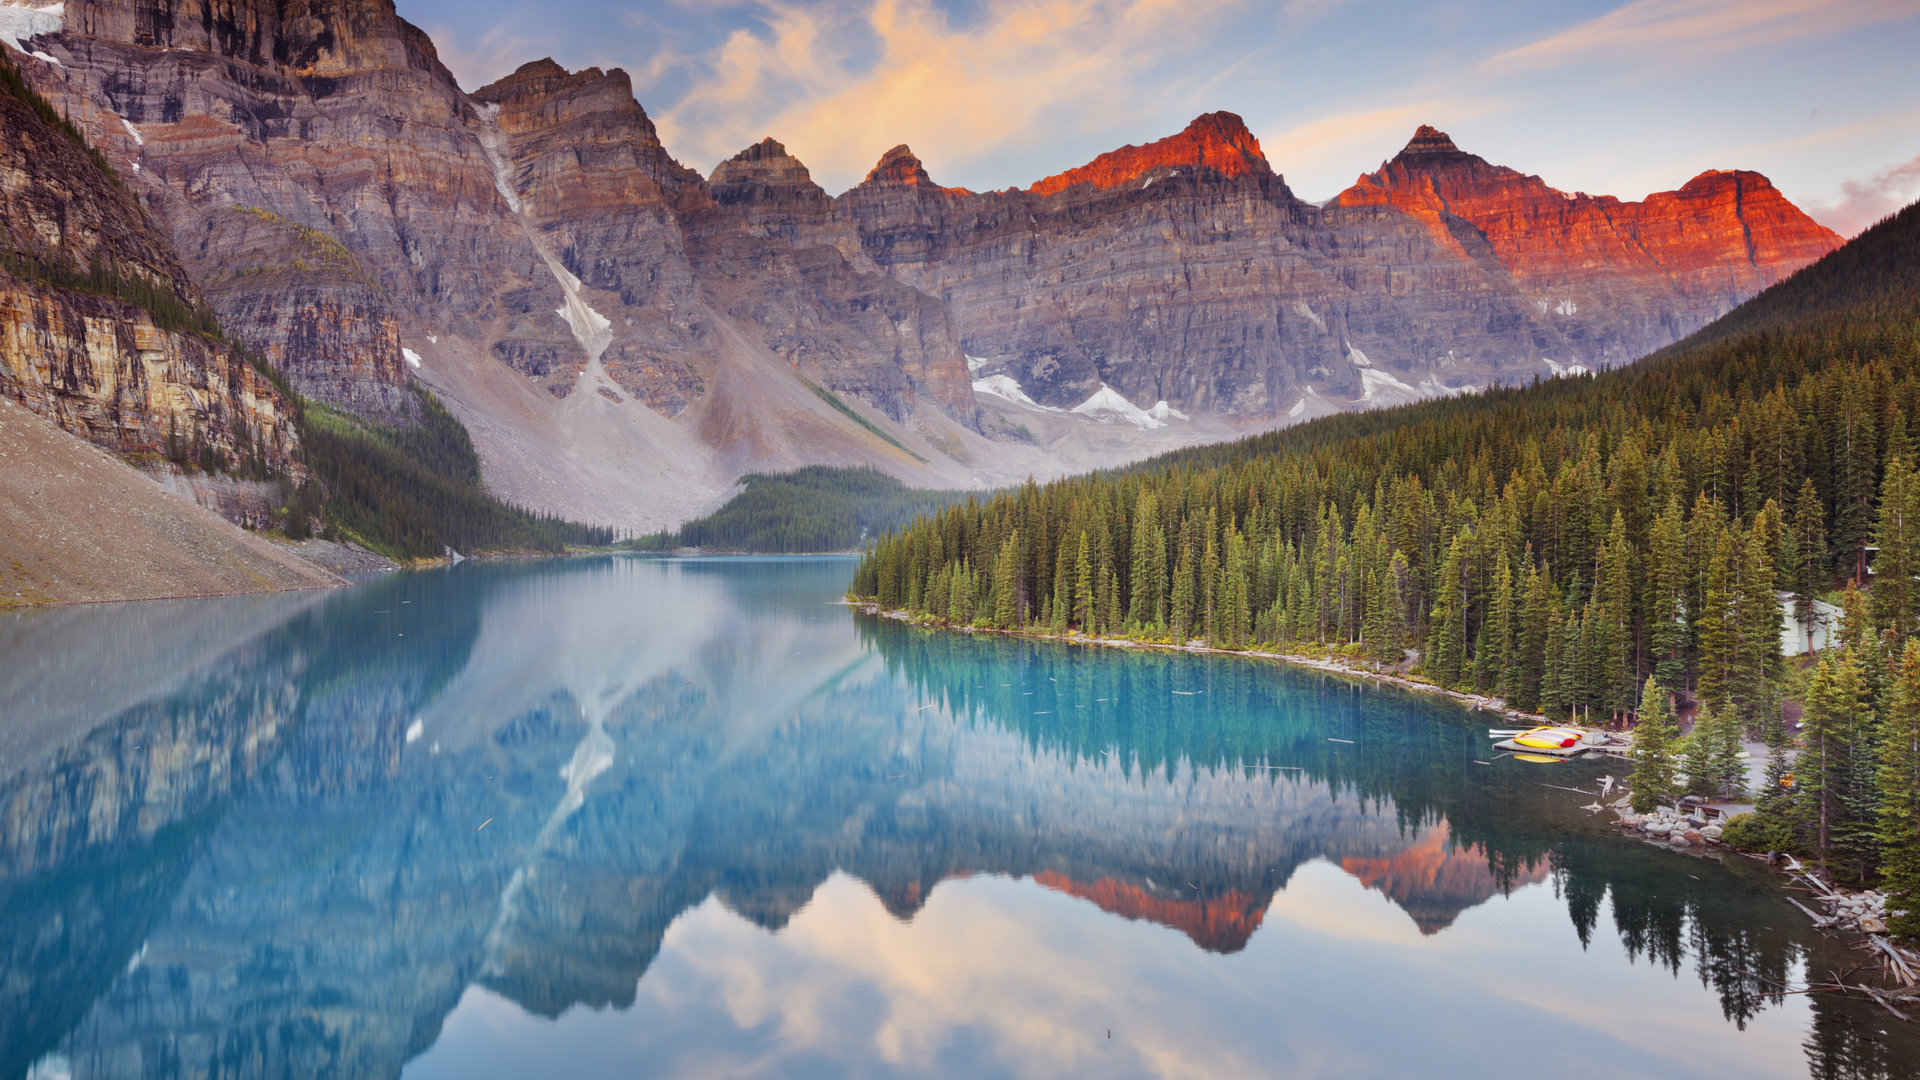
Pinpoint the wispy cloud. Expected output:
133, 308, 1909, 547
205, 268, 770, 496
1483, 0, 1902, 72
1809, 153, 1920, 237
426, 21, 554, 91
652, 0, 1268, 191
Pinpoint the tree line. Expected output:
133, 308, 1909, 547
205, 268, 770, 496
851, 201, 1920, 937
631, 466, 974, 552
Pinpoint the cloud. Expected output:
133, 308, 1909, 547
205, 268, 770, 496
1809, 153, 1920, 237
651, 0, 1265, 192
1483, 0, 1903, 72
426, 21, 556, 92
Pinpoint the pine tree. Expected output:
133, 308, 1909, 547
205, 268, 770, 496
1073, 532, 1094, 630
1487, 550, 1515, 695
1647, 497, 1689, 693
1734, 526, 1783, 732
1707, 704, 1750, 800
1052, 542, 1072, 631
992, 529, 1022, 628
1170, 534, 1196, 643
1790, 478, 1828, 653
1427, 531, 1469, 688
1799, 649, 1879, 879
1513, 561, 1550, 712
1879, 639, 1920, 944
1696, 529, 1738, 712
1681, 706, 1718, 798
1874, 456, 1920, 641
1220, 526, 1250, 648
1630, 676, 1680, 813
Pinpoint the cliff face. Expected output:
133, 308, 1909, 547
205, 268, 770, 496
469, 60, 975, 421
809, 115, 1842, 417
815, 114, 1538, 415
0, 61, 300, 473
1331, 126, 1842, 364
30, 0, 505, 425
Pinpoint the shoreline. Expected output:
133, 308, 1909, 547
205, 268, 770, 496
845, 600, 1553, 726
849, 599, 1920, 997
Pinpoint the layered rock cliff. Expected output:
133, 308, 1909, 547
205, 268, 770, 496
806, 114, 1841, 417
0, 53, 300, 474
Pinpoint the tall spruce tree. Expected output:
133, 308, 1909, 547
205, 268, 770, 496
1879, 639, 1920, 944
1874, 456, 1920, 640
1630, 676, 1680, 813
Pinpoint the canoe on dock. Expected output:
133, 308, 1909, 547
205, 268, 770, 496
1489, 726, 1625, 758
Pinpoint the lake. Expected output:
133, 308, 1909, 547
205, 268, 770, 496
1, 556, 1914, 1078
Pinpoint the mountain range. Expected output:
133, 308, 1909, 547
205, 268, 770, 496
0, 0, 1841, 533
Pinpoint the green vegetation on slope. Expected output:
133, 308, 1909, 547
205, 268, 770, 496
803, 381, 926, 463
634, 466, 972, 552
297, 388, 614, 559
853, 200, 1920, 923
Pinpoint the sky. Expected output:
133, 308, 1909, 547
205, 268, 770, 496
398, 0, 1920, 235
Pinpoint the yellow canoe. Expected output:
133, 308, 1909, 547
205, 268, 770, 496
1514, 726, 1583, 750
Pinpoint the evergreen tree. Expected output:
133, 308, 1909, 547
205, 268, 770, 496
1073, 532, 1094, 630
1711, 704, 1750, 800
1170, 534, 1196, 642
1874, 455, 1920, 640
992, 530, 1023, 628
1734, 525, 1783, 732
1696, 529, 1738, 712
1647, 497, 1689, 693
1513, 562, 1550, 712
1879, 639, 1920, 944
1790, 478, 1829, 653
1799, 649, 1879, 879
1427, 531, 1469, 688
1630, 676, 1680, 813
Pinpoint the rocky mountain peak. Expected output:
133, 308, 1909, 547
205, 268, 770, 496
709, 136, 828, 207
861, 145, 947, 190
478, 57, 570, 95
1027, 110, 1271, 197
1398, 124, 1463, 158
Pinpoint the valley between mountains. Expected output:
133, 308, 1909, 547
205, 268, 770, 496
0, 0, 1842, 597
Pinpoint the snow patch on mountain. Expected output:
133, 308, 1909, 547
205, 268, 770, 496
965, 354, 995, 374
1357, 365, 1419, 404
1287, 388, 1342, 423
120, 116, 143, 146
1072, 384, 1176, 429
1147, 400, 1188, 422
972, 374, 1058, 411
402, 347, 422, 369
1541, 357, 1591, 379
0, 2, 62, 55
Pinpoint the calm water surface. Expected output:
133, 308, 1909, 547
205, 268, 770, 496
1, 556, 1915, 1079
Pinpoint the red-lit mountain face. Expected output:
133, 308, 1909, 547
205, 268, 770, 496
1333, 126, 1840, 361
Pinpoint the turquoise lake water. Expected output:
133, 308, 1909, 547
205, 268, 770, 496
1, 555, 1914, 1078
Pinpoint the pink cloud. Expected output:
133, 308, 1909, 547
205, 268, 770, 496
1810, 153, 1920, 237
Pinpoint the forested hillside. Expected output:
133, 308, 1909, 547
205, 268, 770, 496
635, 467, 972, 552
853, 202, 1920, 913
296, 391, 615, 559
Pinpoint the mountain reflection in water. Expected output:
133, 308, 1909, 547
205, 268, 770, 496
0, 556, 1914, 1079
